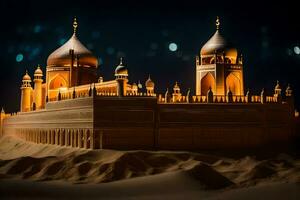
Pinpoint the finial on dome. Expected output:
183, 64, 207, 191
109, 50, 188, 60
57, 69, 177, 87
120, 57, 123, 65
216, 16, 220, 30
73, 16, 78, 35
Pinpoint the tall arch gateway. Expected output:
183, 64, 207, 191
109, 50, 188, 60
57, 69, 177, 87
196, 17, 244, 96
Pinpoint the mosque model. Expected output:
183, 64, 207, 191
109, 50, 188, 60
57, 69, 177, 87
0, 17, 296, 150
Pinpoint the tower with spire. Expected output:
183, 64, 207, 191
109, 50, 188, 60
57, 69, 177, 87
20, 70, 33, 112
46, 17, 98, 100
33, 65, 44, 110
196, 17, 244, 96
114, 58, 129, 97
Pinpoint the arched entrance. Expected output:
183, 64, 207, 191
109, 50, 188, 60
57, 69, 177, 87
201, 72, 215, 95
226, 73, 241, 95
49, 74, 67, 89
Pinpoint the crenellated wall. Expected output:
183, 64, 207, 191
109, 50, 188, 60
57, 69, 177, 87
1, 96, 296, 150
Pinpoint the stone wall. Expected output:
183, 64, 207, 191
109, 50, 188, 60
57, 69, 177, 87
1, 96, 295, 150
2, 97, 94, 148
93, 96, 157, 149
157, 103, 293, 150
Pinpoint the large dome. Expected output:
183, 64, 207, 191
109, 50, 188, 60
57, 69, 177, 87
200, 30, 237, 57
47, 34, 98, 67
200, 17, 237, 58
47, 18, 98, 68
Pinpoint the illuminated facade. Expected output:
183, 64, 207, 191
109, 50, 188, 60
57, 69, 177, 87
19, 18, 138, 110
196, 17, 244, 96
0, 17, 297, 150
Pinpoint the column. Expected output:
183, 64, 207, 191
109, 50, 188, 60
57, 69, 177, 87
84, 130, 87, 149
90, 130, 94, 149
70, 130, 74, 147
78, 130, 82, 148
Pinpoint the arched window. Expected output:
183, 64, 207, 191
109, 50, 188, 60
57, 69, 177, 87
49, 74, 67, 89
225, 57, 231, 64
210, 56, 224, 64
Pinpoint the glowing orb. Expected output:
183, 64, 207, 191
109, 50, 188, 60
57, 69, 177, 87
168, 43, 178, 52
16, 53, 24, 62
294, 46, 300, 55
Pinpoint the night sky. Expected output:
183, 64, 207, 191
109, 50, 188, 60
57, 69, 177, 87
0, 0, 299, 112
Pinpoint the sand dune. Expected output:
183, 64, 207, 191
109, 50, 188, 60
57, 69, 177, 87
0, 135, 300, 199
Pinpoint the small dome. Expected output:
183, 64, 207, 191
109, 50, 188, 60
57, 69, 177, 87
174, 82, 180, 90
34, 66, 43, 76
115, 58, 128, 76
23, 71, 31, 81
286, 84, 292, 92
275, 81, 281, 90
145, 76, 154, 88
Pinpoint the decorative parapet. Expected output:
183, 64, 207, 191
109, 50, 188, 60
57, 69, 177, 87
48, 89, 286, 105
157, 94, 282, 104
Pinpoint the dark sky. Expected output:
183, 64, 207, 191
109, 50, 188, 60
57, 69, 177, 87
0, 0, 299, 112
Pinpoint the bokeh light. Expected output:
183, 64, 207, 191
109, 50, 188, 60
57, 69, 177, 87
34, 25, 41, 33
168, 43, 178, 52
286, 48, 293, 56
98, 57, 104, 65
150, 43, 158, 50
16, 53, 24, 62
294, 46, 300, 55
106, 47, 115, 55
59, 38, 67, 45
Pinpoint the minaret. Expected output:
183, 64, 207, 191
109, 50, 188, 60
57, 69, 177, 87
33, 65, 43, 110
114, 58, 128, 97
20, 70, 32, 112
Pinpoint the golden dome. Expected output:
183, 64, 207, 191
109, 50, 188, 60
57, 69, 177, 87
200, 17, 237, 58
22, 71, 31, 81
47, 18, 98, 68
34, 65, 43, 76
200, 30, 237, 57
145, 75, 154, 88
115, 58, 128, 76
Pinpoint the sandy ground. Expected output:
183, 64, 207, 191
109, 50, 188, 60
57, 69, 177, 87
0, 135, 299, 199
